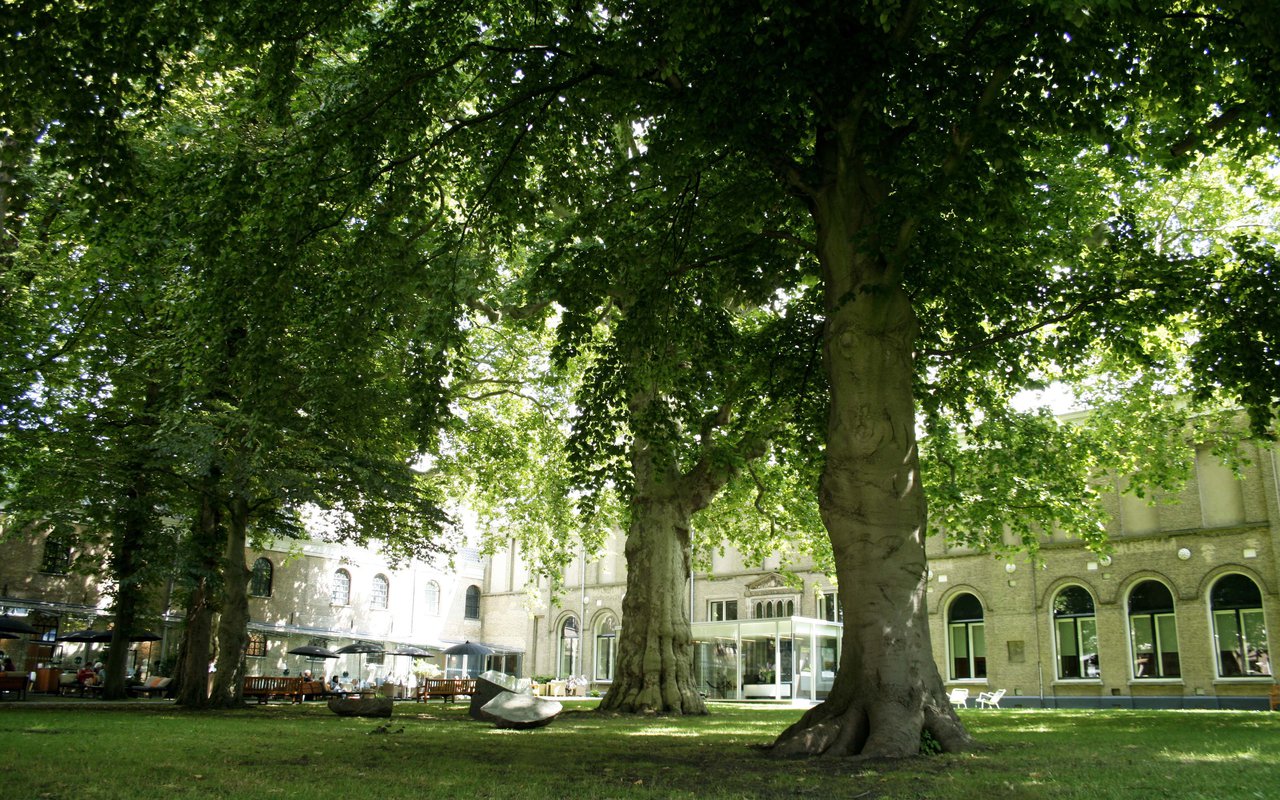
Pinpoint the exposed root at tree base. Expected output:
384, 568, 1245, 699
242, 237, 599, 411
766, 700, 970, 759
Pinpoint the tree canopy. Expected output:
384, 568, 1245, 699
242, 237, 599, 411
2, 0, 1278, 750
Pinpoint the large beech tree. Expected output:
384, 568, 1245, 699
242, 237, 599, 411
7, 0, 1280, 752
595, 2, 1280, 757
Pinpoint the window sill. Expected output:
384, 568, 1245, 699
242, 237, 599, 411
1051, 679, 1103, 686
1213, 677, 1275, 684
947, 679, 989, 686
1128, 678, 1184, 685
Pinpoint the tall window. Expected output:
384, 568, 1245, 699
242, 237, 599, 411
1054, 586, 1100, 679
708, 600, 738, 621
424, 581, 441, 616
818, 590, 843, 622
249, 558, 273, 598
40, 535, 71, 575
245, 631, 267, 658
594, 614, 617, 681
464, 585, 481, 620
1212, 574, 1271, 677
371, 574, 389, 609
331, 569, 351, 606
559, 616, 580, 678
1129, 581, 1180, 678
948, 593, 986, 680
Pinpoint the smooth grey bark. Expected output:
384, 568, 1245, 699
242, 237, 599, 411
597, 483, 706, 714
598, 382, 765, 715
770, 128, 969, 757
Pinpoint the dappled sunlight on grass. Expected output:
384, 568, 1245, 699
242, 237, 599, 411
624, 726, 700, 737
1157, 747, 1265, 764
5, 705, 1280, 799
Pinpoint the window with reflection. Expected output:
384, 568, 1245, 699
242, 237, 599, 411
818, 590, 843, 622
948, 593, 986, 680
708, 599, 738, 621
371, 574, 389, 609
1054, 585, 1099, 679
249, 557, 273, 598
1211, 574, 1271, 677
594, 614, 617, 682
331, 569, 351, 606
559, 616, 580, 678
464, 585, 481, 620
1128, 581, 1179, 678
424, 581, 441, 616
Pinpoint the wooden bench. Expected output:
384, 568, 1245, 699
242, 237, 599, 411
0, 672, 29, 700
417, 678, 476, 703
242, 675, 308, 704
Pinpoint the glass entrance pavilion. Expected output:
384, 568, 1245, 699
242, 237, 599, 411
691, 616, 843, 702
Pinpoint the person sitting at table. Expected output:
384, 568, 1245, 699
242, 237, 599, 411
1, 655, 15, 672
328, 674, 342, 693
76, 663, 98, 688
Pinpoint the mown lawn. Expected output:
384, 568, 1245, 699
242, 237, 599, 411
1, 700, 1276, 799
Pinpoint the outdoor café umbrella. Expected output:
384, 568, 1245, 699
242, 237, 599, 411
386, 645, 434, 681
335, 642, 384, 683
0, 616, 39, 636
128, 631, 162, 643
55, 629, 110, 643
287, 645, 338, 675
442, 641, 492, 678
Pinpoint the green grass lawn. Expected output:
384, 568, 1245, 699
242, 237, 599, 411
1, 700, 1276, 799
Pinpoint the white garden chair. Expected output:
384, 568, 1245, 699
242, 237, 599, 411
975, 688, 1006, 709
947, 688, 969, 707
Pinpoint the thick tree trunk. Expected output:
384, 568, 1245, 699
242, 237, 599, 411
597, 492, 706, 714
770, 133, 969, 758
174, 488, 222, 708
209, 495, 250, 708
101, 511, 142, 701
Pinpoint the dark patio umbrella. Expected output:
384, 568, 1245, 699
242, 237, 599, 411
335, 642, 384, 683
386, 645, 434, 658
55, 629, 110, 643
288, 645, 339, 676
287, 645, 339, 659
0, 616, 39, 636
442, 641, 492, 678
386, 645, 435, 684
128, 631, 162, 643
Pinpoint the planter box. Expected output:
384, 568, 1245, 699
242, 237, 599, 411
743, 683, 791, 699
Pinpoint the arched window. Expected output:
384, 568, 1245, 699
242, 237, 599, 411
331, 569, 351, 606
559, 616, 580, 678
1128, 581, 1179, 678
371, 574, 389, 609
249, 557, 273, 598
947, 593, 986, 680
1211, 574, 1271, 677
464, 585, 481, 620
1054, 585, 1099, 679
424, 581, 441, 616
594, 614, 617, 682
